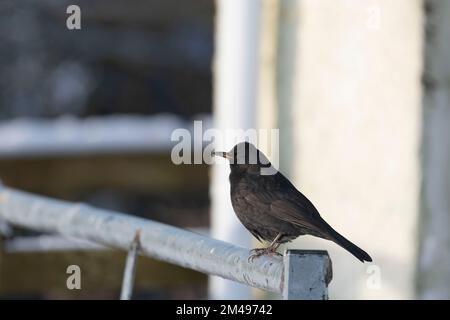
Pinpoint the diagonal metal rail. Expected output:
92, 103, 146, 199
0, 185, 285, 294
0, 184, 332, 299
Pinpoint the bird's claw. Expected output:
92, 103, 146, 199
248, 248, 282, 263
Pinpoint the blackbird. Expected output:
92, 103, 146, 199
213, 141, 372, 262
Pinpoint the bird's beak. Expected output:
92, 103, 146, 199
212, 151, 233, 160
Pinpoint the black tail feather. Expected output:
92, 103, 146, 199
326, 226, 372, 262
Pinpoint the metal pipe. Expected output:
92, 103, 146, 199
120, 230, 141, 300
283, 250, 332, 300
211, 0, 261, 300
0, 186, 284, 294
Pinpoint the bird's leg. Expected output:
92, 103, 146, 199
268, 234, 282, 250
248, 233, 283, 262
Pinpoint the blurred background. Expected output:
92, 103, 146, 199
0, 0, 449, 299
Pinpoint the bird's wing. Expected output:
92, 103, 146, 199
243, 188, 329, 237
270, 196, 320, 230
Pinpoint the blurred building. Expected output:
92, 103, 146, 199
0, 0, 213, 299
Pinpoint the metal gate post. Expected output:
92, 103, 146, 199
282, 250, 332, 300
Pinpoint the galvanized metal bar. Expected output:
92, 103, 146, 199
120, 230, 141, 300
282, 250, 333, 300
0, 186, 284, 294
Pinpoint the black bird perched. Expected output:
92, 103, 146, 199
213, 141, 372, 263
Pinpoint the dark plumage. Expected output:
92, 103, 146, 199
213, 141, 372, 262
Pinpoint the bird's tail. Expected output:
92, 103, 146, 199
323, 224, 372, 262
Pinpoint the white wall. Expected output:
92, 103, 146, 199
289, 0, 423, 299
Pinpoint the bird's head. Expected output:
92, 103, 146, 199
212, 142, 272, 175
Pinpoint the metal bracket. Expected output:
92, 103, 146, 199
282, 250, 333, 300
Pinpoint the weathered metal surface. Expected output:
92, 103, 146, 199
282, 250, 332, 300
0, 186, 284, 294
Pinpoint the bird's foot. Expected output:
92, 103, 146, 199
248, 248, 282, 263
